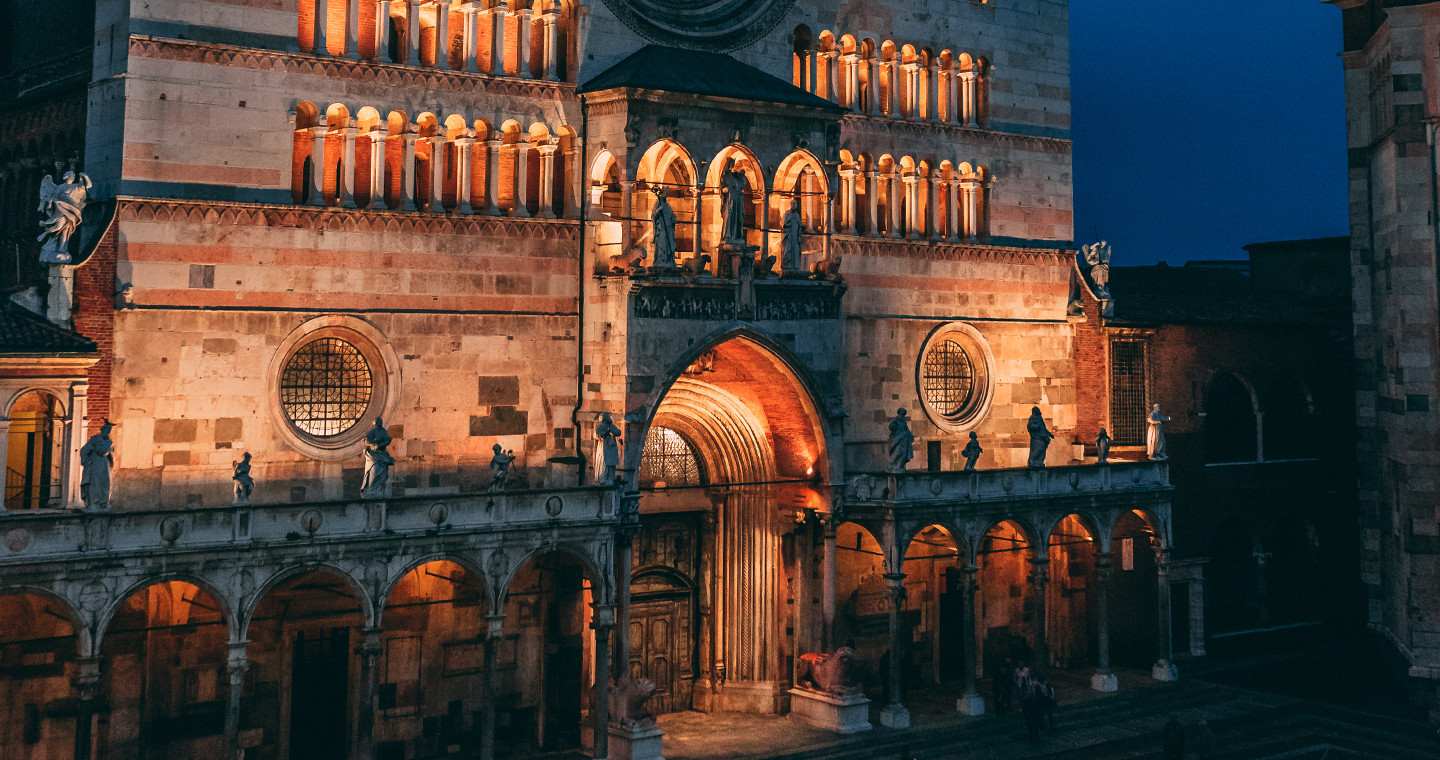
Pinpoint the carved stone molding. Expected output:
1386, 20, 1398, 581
840, 114, 1072, 155
830, 236, 1069, 265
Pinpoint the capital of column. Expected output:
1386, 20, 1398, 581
1095, 551, 1113, 580
74, 657, 102, 698
590, 603, 616, 630
1028, 556, 1050, 584
486, 613, 507, 638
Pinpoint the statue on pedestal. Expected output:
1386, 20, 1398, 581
781, 196, 804, 274
1026, 407, 1053, 468
1081, 241, 1112, 300
593, 412, 622, 485
887, 408, 914, 473
232, 452, 254, 506
37, 172, 92, 264
79, 419, 114, 510
719, 158, 748, 245
650, 186, 677, 269
361, 417, 394, 498
1147, 404, 1170, 461
489, 444, 516, 491
1096, 428, 1112, 465
962, 431, 983, 471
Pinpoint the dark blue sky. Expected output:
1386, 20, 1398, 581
1070, 0, 1349, 265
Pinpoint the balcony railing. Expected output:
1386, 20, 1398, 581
847, 460, 1171, 506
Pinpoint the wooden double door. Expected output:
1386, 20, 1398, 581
628, 513, 701, 714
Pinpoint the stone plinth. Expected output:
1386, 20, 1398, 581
1090, 672, 1118, 692
879, 702, 910, 728
1152, 662, 1178, 682
787, 688, 872, 734
956, 693, 986, 714
608, 722, 665, 760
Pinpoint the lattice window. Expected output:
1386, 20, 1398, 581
640, 427, 703, 487
1109, 339, 1148, 446
920, 339, 975, 420
279, 337, 373, 437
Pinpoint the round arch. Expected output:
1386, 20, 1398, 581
378, 553, 491, 621
96, 574, 236, 650
241, 563, 375, 638
0, 585, 85, 656
500, 543, 610, 606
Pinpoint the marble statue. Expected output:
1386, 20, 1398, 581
1096, 428, 1112, 465
887, 408, 914, 473
719, 158, 748, 244
489, 444, 516, 491
593, 412, 622, 485
608, 677, 658, 729
962, 432, 983, 471
1147, 404, 1170, 461
1081, 241, 1111, 300
781, 197, 804, 273
650, 186, 677, 268
1026, 407, 1053, 468
361, 417, 394, 498
37, 172, 92, 264
79, 419, 114, 510
795, 647, 862, 696
232, 452, 254, 506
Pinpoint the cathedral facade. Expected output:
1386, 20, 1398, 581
0, 0, 1178, 758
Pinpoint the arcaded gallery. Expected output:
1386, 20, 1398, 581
0, 0, 1189, 757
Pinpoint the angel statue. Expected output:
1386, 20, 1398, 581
1081, 240, 1111, 300
37, 172, 92, 264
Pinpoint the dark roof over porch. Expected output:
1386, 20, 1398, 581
579, 45, 845, 111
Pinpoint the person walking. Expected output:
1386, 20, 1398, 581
1036, 675, 1057, 730
993, 657, 1015, 717
1019, 676, 1042, 744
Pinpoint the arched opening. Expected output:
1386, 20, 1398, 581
292, 102, 320, 204
376, 559, 489, 754
1263, 375, 1314, 461
415, 112, 440, 211
978, 520, 1038, 676
635, 139, 698, 257
1108, 512, 1159, 668
633, 334, 828, 714
876, 155, 896, 237
98, 580, 229, 758
500, 551, 598, 753
901, 525, 965, 688
833, 521, 887, 698
704, 145, 766, 253
246, 569, 367, 760
5, 390, 63, 510
0, 590, 80, 754
773, 150, 826, 239
1047, 514, 1099, 670
385, 110, 409, 209
1205, 373, 1259, 463
791, 24, 814, 90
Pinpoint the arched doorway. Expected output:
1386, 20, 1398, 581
901, 525, 964, 688
1109, 512, 1160, 668
1205, 373, 1258, 463
833, 521, 886, 699
977, 520, 1039, 675
98, 580, 230, 758
630, 334, 829, 714
5, 390, 63, 511
0, 590, 80, 756
1047, 514, 1100, 670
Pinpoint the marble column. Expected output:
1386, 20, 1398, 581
0, 420, 10, 511
961, 70, 978, 127
866, 57, 881, 114
880, 572, 910, 728
926, 172, 940, 240
838, 168, 856, 235
537, 141, 557, 218
484, 138, 502, 215
592, 607, 615, 760
1152, 548, 1179, 681
461, 2, 480, 72
490, 2, 508, 75
614, 531, 634, 681
822, 521, 837, 650
356, 628, 383, 760
887, 171, 901, 238
64, 383, 86, 509
481, 614, 505, 760
946, 178, 959, 242
818, 51, 837, 103
405, 0, 421, 65
887, 61, 900, 117
401, 131, 419, 211
346, 0, 361, 58
73, 657, 101, 760
542, 12, 558, 80
903, 63, 919, 120
927, 62, 940, 122
957, 563, 985, 714
368, 132, 389, 210
563, 147, 580, 218
1030, 556, 1049, 670
516, 7, 533, 78
433, 0, 451, 69
619, 178, 634, 249
949, 67, 962, 124
427, 135, 446, 213
961, 178, 979, 242
313, 0, 329, 54
225, 640, 248, 760
902, 173, 919, 239
511, 143, 531, 217
308, 126, 328, 206
864, 169, 879, 237
454, 135, 474, 214
340, 126, 359, 209
374, 0, 393, 62
1091, 553, 1118, 691
842, 53, 860, 111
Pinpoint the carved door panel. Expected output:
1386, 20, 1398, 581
630, 597, 692, 714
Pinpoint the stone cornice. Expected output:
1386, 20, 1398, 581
831, 235, 1071, 264
116, 197, 581, 240
840, 113, 1071, 154
128, 36, 579, 101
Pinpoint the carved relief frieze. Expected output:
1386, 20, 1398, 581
830, 236, 1068, 265
754, 285, 843, 321
632, 286, 734, 320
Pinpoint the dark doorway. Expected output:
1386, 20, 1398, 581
541, 562, 584, 750
938, 567, 965, 681
291, 627, 349, 760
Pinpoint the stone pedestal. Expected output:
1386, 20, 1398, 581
787, 688, 872, 734
607, 722, 665, 760
955, 694, 985, 715
1090, 672, 1118, 692
1152, 661, 1178, 682
878, 703, 910, 728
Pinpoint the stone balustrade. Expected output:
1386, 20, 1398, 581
848, 460, 1171, 507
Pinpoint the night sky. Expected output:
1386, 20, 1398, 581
1070, 0, 1349, 266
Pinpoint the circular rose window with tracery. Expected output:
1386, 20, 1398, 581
279, 337, 373, 437
597, 0, 797, 52
915, 323, 995, 433
921, 340, 975, 419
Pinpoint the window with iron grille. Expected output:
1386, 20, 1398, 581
920, 339, 975, 420
279, 337, 374, 437
1109, 339, 1148, 446
640, 427, 703, 487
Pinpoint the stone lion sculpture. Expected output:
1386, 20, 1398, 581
795, 647, 862, 696
608, 677, 658, 728
810, 256, 843, 281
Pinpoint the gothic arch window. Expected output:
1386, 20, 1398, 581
640, 427, 703, 488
